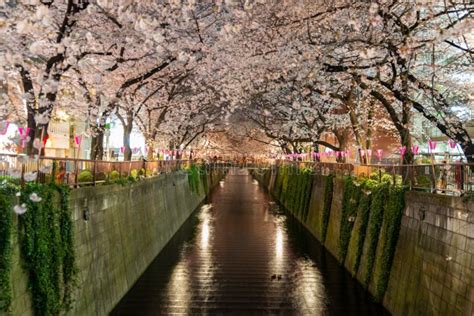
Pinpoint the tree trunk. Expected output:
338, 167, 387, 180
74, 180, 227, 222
90, 131, 104, 160
146, 141, 154, 160
123, 122, 133, 161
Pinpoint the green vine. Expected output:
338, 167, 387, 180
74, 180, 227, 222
338, 177, 362, 263
187, 165, 201, 194
373, 185, 407, 301
363, 182, 389, 287
0, 179, 17, 312
352, 181, 375, 274
18, 183, 77, 316
321, 175, 334, 243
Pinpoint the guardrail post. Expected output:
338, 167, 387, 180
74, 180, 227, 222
74, 159, 79, 188
93, 160, 97, 186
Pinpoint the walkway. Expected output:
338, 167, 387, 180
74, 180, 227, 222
112, 173, 388, 315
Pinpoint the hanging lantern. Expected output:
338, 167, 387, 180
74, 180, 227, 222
428, 139, 437, 152
399, 146, 407, 159
74, 135, 82, 146
376, 149, 383, 161
411, 145, 419, 155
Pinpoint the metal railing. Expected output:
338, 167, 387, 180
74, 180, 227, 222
0, 153, 189, 187
1, 153, 472, 194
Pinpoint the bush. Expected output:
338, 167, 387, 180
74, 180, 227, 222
77, 170, 93, 183
109, 170, 120, 180
130, 169, 138, 179
414, 175, 431, 187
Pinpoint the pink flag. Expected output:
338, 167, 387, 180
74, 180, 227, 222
120, 146, 125, 153
411, 145, 419, 155
366, 149, 372, 157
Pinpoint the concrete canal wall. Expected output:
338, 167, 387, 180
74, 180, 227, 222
254, 168, 474, 315
8, 169, 224, 316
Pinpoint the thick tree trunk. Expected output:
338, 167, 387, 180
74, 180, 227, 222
90, 131, 104, 160
146, 142, 154, 160
123, 123, 133, 161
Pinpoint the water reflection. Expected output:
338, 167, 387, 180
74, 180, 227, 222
165, 260, 191, 314
292, 258, 327, 314
275, 225, 284, 259
199, 204, 213, 250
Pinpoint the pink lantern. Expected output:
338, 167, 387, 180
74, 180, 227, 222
399, 146, 407, 158
316, 152, 321, 159
74, 135, 82, 146
448, 139, 457, 149
0, 121, 9, 135
428, 139, 437, 152
366, 149, 372, 157
376, 149, 383, 161
360, 149, 365, 157
411, 145, 419, 155
120, 146, 125, 154
133, 147, 140, 154
18, 127, 31, 138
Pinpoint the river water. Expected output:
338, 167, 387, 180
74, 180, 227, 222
112, 173, 389, 315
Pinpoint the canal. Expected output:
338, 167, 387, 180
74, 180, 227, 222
112, 173, 389, 315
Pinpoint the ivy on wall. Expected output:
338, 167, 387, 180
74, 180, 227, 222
321, 175, 334, 243
363, 182, 389, 288
338, 177, 363, 263
18, 183, 77, 316
187, 165, 201, 194
0, 179, 17, 312
352, 182, 373, 274
373, 185, 406, 301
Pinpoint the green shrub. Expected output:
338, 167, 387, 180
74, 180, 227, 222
109, 170, 120, 180
130, 169, 138, 179
77, 170, 93, 183
414, 175, 431, 187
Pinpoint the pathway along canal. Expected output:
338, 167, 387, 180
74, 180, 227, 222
112, 173, 388, 315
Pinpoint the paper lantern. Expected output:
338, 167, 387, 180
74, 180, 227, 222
428, 139, 437, 151
376, 149, 383, 161
399, 146, 407, 158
